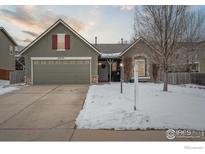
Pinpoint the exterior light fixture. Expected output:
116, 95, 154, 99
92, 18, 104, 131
98, 62, 102, 66
120, 63, 123, 67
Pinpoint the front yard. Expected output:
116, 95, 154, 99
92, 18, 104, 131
76, 82, 205, 130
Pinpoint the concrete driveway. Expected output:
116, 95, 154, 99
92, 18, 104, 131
0, 85, 88, 141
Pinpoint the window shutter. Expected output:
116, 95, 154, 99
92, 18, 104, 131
65, 35, 70, 50
52, 35, 57, 49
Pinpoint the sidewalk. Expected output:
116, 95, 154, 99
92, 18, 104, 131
71, 129, 205, 141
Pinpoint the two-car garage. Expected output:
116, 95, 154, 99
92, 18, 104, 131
31, 57, 91, 85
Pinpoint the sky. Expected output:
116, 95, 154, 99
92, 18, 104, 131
0, 5, 135, 46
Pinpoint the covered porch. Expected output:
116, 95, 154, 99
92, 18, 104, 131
98, 57, 122, 82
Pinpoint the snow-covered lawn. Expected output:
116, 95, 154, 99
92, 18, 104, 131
76, 83, 205, 130
0, 80, 20, 95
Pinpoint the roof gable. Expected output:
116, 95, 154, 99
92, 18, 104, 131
20, 19, 100, 55
0, 27, 17, 46
120, 37, 161, 56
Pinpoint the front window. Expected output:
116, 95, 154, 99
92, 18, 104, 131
57, 34, 65, 51
191, 63, 199, 72
52, 34, 71, 51
135, 59, 146, 77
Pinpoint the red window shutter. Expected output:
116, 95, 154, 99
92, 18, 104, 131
52, 35, 57, 49
65, 35, 70, 50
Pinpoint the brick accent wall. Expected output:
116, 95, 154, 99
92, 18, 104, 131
0, 69, 10, 80
25, 76, 31, 85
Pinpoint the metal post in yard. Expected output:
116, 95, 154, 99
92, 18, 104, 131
134, 61, 139, 111
120, 62, 124, 94
120, 79, 123, 94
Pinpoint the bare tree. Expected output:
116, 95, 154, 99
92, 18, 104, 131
123, 57, 133, 82
134, 6, 188, 91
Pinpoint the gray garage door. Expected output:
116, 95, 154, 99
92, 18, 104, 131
33, 60, 90, 84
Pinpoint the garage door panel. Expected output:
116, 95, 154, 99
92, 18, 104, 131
33, 60, 90, 84
34, 64, 89, 73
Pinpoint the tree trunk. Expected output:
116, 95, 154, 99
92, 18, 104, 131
163, 71, 168, 91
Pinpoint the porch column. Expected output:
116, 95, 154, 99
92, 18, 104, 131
107, 59, 113, 82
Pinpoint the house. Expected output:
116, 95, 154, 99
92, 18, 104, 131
20, 19, 159, 85
0, 27, 17, 80
197, 42, 205, 73
21, 19, 205, 85
20, 19, 100, 85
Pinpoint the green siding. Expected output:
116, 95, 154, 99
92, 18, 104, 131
0, 30, 15, 71
23, 23, 99, 83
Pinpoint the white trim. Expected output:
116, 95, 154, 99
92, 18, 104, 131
31, 57, 92, 85
31, 59, 33, 85
131, 76, 151, 80
56, 49, 66, 51
120, 37, 162, 56
139, 76, 151, 79
31, 57, 92, 60
90, 59, 92, 84
20, 19, 101, 55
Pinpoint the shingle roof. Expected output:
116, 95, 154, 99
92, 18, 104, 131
93, 44, 130, 54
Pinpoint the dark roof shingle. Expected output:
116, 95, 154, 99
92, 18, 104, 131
93, 44, 130, 54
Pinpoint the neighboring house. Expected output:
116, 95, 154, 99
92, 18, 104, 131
0, 27, 17, 80
20, 19, 205, 85
168, 42, 201, 73
197, 42, 205, 73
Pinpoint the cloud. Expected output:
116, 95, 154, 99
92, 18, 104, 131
0, 6, 85, 36
14, 37, 32, 43
119, 5, 135, 11
23, 38, 32, 43
22, 30, 39, 37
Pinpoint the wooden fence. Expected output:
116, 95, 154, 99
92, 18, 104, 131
10, 70, 25, 84
159, 72, 205, 85
191, 73, 205, 85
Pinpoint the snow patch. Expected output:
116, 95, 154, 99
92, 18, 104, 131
76, 83, 205, 130
0, 80, 20, 95
101, 53, 121, 58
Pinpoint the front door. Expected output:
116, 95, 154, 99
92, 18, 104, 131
98, 61, 109, 82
